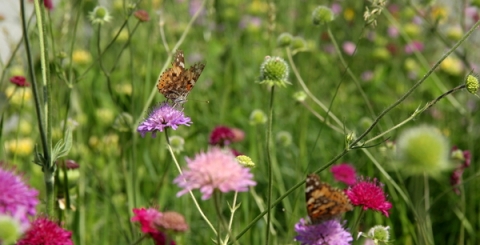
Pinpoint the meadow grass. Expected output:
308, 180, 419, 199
1, 0, 480, 244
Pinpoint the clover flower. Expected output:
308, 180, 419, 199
137, 103, 191, 137
294, 218, 352, 245
174, 147, 256, 200
345, 178, 392, 217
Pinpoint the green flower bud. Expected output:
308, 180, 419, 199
293, 91, 307, 102
312, 6, 334, 25
396, 125, 451, 176
291, 36, 307, 51
0, 215, 23, 244
236, 155, 255, 168
169, 136, 185, 153
466, 75, 479, 95
259, 56, 290, 87
277, 32, 293, 47
276, 131, 292, 147
249, 109, 267, 125
89, 6, 112, 25
367, 225, 390, 243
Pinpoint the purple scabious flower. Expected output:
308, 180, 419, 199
294, 218, 352, 245
137, 103, 191, 137
16, 217, 73, 245
174, 147, 256, 200
0, 165, 39, 230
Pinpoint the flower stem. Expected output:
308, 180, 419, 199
164, 130, 217, 236
264, 85, 275, 244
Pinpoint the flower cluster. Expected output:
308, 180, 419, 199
137, 103, 192, 137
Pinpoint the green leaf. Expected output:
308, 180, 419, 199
52, 127, 73, 161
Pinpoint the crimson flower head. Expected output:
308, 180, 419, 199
174, 147, 256, 200
294, 218, 352, 245
330, 163, 357, 186
131, 208, 177, 245
16, 217, 73, 245
9, 76, 30, 87
209, 126, 244, 146
345, 178, 392, 217
137, 103, 191, 137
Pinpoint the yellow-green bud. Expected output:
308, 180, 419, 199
169, 136, 185, 153
236, 155, 255, 168
277, 33, 293, 47
259, 56, 290, 87
293, 91, 307, 102
249, 109, 267, 125
312, 6, 334, 25
466, 75, 479, 95
89, 6, 112, 25
291, 36, 307, 51
276, 131, 292, 147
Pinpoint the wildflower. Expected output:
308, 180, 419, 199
359, 225, 391, 245
137, 103, 191, 137
294, 218, 353, 245
276, 131, 292, 147
0, 214, 24, 243
17, 217, 73, 245
89, 6, 112, 25
150, 231, 176, 245
277, 33, 293, 47
0, 164, 38, 231
404, 41, 424, 54
345, 178, 392, 217
9, 76, 30, 87
43, 0, 53, 10
312, 6, 334, 25
440, 56, 463, 76
155, 211, 188, 232
342, 41, 356, 56
259, 56, 290, 87
134, 10, 150, 22
331, 163, 357, 186
236, 155, 255, 168
450, 147, 471, 195
291, 37, 307, 52
249, 109, 267, 125
293, 91, 307, 102
174, 148, 256, 200
466, 75, 479, 95
72, 49, 92, 65
131, 208, 163, 233
446, 26, 463, 41
5, 138, 35, 157
209, 126, 244, 146
387, 26, 399, 38
395, 125, 451, 176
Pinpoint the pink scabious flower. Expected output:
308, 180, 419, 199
331, 163, 357, 186
137, 103, 191, 137
174, 147, 256, 200
0, 165, 39, 230
17, 217, 73, 245
294, 218, 352, 245
342, 41, 356, 56
345, 178, 392, 217
9, 76, 30, 87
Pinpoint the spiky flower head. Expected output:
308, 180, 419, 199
291, 37, 308, 52
345, 178, 392, 217
312, 6, 335, 25
134, 10, 150, 22
137, 103, 192, 138
395, 125, 451, 176
359, 225, 391, 245
16, 217, 73, 245
277, 33, 293, 47
293, 91, 307, 102
168, 136, 185, 153
466, 74, 479, 95
89, 6, 112, 25
259, 56, 290, 87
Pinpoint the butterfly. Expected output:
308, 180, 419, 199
157, 50, 205, 106
305, 174, 353, 224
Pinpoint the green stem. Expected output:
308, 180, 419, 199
264, 85, 274, 244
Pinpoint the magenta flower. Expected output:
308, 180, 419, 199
294, 218, 352, 245
9, 76, 30, 87
345, 178, 392, 217
209, 126, 244, 146
137, 103, 191, 137
150, 231, 176, 245
174, 147, 256, 200
17, 217, 73, 245
450, 147, 472, 195
131, 208, 163, 233
331, 163, 357, 186
0, 165, 39, 230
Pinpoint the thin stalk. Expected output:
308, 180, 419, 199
264, 85, 274, 244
